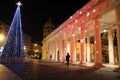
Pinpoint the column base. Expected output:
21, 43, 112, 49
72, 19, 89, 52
109, 62, 115, 65
70, 61, 76, 64
113, 67, 120, 72
92, 63, 104, 68
79, 62, 87, 67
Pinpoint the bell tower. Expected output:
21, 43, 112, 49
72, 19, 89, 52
43, 17, 55, 39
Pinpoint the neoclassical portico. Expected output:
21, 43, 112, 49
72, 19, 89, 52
42, 0, 120, 68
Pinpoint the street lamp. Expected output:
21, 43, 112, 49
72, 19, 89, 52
0, 34, 5, 53
0, 33, 5, 47
0, 34, 4, 41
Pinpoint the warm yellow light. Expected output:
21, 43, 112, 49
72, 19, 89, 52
34, 43, 38, 46
0, 34, 4, 41
24, 46, 26, 50
34, 50, 39, 53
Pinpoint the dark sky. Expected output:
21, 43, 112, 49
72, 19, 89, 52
0, 0, 89, 44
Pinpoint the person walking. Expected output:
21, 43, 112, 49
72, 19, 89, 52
66, 53, 70, 67
38, 52, 42, 62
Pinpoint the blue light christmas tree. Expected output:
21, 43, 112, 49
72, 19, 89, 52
1, 1, 24, 59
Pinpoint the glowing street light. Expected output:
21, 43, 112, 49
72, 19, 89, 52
0, 34, 4, 41
0, 34, 5, 52
34, 43, 38, 46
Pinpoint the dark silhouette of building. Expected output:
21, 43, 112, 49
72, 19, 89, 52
43, 17, 55, 39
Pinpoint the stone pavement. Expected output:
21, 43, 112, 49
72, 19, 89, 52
0, 64, 22, 80
0, 59, 120, 80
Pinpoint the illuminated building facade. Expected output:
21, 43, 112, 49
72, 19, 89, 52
42, 0, 120, 68
23, 34, 32, 54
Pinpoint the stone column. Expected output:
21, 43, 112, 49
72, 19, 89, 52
94, 19, 102, 67
54, 41, 57, 61
108, 29, 114, 64
87, 36, 91, 63
52, 41, 55, 61
58, 37, 63, 62
63, 32, 67, 63
80, 27, 85, 65
70, 30, 76, 64
49, 42, 53, 60
115, 6, 120, 68
48, 42, 50, 60
51, 41, 54, 60
116, 27, 120, 68
56, 40, 59, 61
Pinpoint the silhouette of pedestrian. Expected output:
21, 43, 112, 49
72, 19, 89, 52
38, 52, 42, 62
66, 53, 70, 67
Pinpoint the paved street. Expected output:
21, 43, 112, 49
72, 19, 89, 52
0, 59, 120, 80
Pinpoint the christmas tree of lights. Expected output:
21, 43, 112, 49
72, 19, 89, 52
1, 1, 24, 58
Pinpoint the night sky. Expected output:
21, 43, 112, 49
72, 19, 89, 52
0, 0, 89, 44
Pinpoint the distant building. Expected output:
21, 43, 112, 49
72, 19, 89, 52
23, 34, 32, 53
0, 21, 32, 53
32, 43, 42, 54
43, 17, 55, 39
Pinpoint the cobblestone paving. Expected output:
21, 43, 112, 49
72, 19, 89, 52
0, 60, 120, 80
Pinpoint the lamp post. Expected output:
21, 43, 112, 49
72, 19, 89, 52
33, 43, 40, 59
0, 33, 5, 53
0, 34, 5, 46
0, 34, 4, 41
